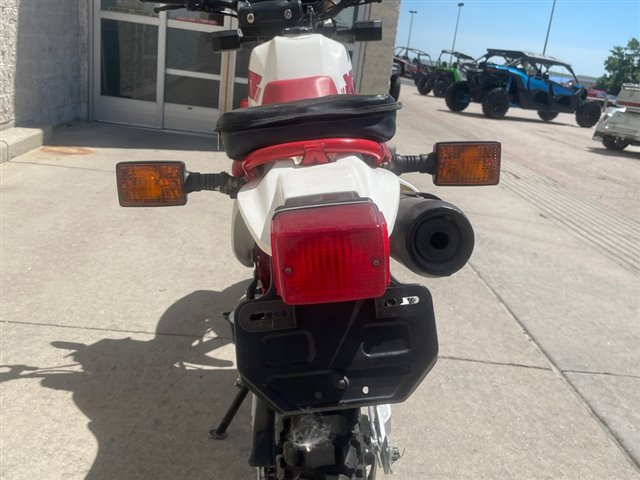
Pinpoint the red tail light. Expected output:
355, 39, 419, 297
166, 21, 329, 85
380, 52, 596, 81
271, 202, 390, 305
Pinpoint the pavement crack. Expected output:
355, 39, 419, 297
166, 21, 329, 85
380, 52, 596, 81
438, 355, 551, 372
0, 320, 233, 340
4, 160, 112, 173
562, 369, 640, 380
468, 263, 640, 470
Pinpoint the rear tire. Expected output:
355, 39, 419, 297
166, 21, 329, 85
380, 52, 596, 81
445, 81, 471, 112
537, 110, 558, 122
482, 87, 510, 118
575, 100, 601, 128
602, 136, 629, 151
275, 410, 375, 480
417, 75, 433, 95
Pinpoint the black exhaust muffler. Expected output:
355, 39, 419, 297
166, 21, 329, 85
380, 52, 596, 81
390, 195, 475, 277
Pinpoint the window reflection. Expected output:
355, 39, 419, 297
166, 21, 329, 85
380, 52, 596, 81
233, 82, 248, 108
167, 29, 222, 74
165, 75, 220, 109
234, 47, 252, 79
334, 7, 357, 29
101, 20, 158, 100
101, 0, 157, 16
168, 10, 224, 25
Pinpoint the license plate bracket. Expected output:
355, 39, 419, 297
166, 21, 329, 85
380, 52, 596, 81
234, 282, 438, 414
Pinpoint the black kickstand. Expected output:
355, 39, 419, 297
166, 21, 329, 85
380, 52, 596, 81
209, 383, 250, 440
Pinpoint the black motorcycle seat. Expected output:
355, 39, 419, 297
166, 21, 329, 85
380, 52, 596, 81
215, 94, 400, 160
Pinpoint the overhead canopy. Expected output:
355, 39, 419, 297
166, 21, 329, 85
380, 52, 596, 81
395, 46, 432, 60
484, 48, 573, 70
439, 50, 475, 62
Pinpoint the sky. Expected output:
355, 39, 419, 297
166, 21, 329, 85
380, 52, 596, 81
395, 0, 640, 78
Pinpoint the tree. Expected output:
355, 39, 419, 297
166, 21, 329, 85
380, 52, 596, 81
595, 38, 640, 94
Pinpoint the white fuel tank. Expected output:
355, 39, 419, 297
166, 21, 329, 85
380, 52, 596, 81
247, 34, 354, 106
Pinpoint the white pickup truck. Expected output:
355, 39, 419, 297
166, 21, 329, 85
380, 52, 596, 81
593, 83, 640, 151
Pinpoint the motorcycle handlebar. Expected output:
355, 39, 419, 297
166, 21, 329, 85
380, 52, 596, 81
138, 0, 379, 44
139, 0, 238, 11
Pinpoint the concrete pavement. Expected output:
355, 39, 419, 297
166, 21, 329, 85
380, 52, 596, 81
393, 90, 639, 467
1, 105, 639, 479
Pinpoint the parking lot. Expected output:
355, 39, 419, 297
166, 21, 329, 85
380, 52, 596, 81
1, 86, 639, 479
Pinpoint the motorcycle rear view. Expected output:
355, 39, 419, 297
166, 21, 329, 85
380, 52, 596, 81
115, 1, 501, 478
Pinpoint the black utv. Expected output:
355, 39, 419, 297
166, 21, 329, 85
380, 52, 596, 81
445, 49, 602, 127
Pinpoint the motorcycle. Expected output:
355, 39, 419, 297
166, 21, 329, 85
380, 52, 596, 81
115, 0, 501, 478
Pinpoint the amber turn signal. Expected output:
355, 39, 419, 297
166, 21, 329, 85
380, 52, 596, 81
433, 142, 501, 186
116, 161, 187, 207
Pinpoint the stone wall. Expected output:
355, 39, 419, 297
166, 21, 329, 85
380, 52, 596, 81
0, 0, 89, 131
359, 0, 401, 96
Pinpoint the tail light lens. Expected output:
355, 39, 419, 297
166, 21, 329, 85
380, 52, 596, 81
271, 202, 390, 305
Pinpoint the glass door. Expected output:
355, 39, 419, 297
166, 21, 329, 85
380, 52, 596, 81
95, 0, 161, 127
163, 10, 229, 133
93, 1, 235, 132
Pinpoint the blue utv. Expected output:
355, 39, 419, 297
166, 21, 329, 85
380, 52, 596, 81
445, 49, 602, 128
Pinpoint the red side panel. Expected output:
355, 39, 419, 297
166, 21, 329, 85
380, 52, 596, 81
262, 76, 338, 105
248, 71, 262, 103
342, 70, 355, 94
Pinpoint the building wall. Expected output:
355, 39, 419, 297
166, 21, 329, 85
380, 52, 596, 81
0, 0, 89, 131
359, 0, 401, 96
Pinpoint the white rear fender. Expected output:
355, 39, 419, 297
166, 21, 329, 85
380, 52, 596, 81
235, 157, 403, 255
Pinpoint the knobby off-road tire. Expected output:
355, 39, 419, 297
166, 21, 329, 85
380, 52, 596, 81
416, 75, 433, 95
602, 136, 629, 151
537, 110, 558, 122
482, 87, 510, 118
432, 78, 450, 98
274, 410, 375, 480
445, 81, 471, 112
575, 100, 601, 128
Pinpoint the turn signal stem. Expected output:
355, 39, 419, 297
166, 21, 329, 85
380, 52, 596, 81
390, 154, 436, 175
389, 141, 501, 186
184, 172, 246, 198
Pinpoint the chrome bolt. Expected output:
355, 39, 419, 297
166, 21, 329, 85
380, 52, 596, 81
372, 258, 381, 267
247, 13, 255, 23
284, 267, 293, 275
284, 9, 292, 20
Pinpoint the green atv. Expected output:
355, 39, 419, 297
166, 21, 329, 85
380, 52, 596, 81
416, 50, 476, 97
